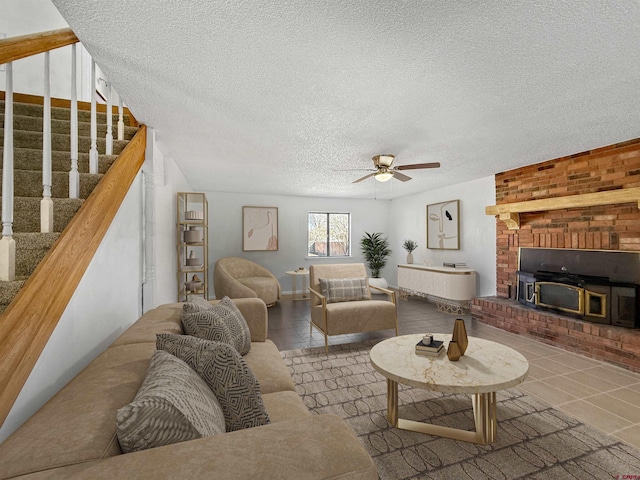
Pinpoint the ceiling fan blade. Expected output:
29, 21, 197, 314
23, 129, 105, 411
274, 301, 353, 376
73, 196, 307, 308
392, 171, 412, 182
352, 172, 377, 184
395, 162, 441, 171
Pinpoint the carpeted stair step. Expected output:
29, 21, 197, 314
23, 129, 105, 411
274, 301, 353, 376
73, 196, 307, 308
14, 232, 60, 277
0, 129, 129, 155
0, 169, 101, 199
0, 279, 27, 314
12, 148, 117, 174
0, 114, 138, 140
0, 101, 132, 125
2, 196, 84, 232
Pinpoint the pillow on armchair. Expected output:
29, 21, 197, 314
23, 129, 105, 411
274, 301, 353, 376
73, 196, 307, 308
319, 277, 370, 303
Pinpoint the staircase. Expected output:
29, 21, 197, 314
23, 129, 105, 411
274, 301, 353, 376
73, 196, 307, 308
0, 99, 138, 313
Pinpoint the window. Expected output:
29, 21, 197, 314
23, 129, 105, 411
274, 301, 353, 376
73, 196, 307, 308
307, 212, 350, 257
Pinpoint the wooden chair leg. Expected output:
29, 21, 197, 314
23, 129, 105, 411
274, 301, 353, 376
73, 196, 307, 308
324, 332, 328, 354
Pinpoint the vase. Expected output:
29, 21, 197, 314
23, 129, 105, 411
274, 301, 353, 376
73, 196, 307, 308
406, 252, 414, 264
451, 318, 468, 355
447, 340, 462, 361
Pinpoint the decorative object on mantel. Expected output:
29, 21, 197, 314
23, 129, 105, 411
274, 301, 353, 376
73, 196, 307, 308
402, 239, 418, 264
443, 262, 467, 268
451, 318, 468, 355
360, 232, 391, 292
427, 200, 460, 249
446, 340, 462, 361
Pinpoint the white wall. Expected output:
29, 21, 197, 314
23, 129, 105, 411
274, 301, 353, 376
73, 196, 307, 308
153, 152, 193, 305
0, 173, 145, 442
387, 176, 497, 297
205, 192, 391, 296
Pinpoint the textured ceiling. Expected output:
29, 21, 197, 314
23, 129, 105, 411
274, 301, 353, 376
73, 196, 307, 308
52, 1, 640, 199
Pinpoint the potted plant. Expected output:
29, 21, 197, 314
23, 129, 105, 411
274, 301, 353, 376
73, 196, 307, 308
360, 232, 392, 292
402, 239, 418, 264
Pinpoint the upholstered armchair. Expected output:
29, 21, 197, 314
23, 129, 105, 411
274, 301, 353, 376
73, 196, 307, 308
309, 263, 398, 353
214, 257, 281, 307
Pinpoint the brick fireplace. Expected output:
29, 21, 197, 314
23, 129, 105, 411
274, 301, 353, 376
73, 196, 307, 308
472, 138, 640, 372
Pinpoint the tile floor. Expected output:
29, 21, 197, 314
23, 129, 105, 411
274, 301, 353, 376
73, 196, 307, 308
267, 295, 640, 449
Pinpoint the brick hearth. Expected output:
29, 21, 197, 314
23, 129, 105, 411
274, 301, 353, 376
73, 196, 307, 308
472, 297, 640, 373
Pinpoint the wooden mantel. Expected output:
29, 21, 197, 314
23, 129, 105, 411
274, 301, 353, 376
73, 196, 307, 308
485, 187, 640, 230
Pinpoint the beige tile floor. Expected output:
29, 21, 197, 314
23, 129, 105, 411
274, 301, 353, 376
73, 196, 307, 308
268, 295, 640, 450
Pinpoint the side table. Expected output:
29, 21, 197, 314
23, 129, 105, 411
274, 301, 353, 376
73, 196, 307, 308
285, 269, 309, 301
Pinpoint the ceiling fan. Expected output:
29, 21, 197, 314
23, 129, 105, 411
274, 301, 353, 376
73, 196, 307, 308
352, 155, 440, 184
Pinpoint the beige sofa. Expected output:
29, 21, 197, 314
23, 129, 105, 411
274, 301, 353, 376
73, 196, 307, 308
214, 257, 281, 306
0, 298, 377, 479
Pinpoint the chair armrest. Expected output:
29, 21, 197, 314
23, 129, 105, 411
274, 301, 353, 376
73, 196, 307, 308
308, 287, 327, 308
369, 285, 397, 304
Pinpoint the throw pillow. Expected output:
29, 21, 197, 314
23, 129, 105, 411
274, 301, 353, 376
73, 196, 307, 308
116, 350, 225, 453
319, 277, 371, 303
156, 334, 270, 432
183, 296, 251, 355
182, 296, 214, 314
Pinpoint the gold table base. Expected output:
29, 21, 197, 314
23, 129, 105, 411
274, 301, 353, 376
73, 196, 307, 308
386, 379, 497, 445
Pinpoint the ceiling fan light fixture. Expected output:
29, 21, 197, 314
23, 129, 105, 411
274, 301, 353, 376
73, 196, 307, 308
374, 171, 394, 182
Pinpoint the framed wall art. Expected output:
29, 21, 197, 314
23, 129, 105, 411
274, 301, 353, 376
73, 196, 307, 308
427, 200, 460, 250
243, 206, 278, 251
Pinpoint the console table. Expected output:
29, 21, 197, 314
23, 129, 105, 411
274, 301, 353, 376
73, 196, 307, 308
397, 264, 476, 313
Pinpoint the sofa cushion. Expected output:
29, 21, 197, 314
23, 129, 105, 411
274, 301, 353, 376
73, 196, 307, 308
243, 340, 296, 394
319, 277, 370, 303
116, 350, 225, 453
182, 296, 215, 314
183, 296, 251, 355
157, 334, 270, 432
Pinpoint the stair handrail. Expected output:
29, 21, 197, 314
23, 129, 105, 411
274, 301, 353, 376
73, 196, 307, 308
0, 28, 79, 64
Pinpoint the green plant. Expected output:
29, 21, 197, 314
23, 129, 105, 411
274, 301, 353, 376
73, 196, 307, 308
402, 239, 418, 253
360, 232, 391, 278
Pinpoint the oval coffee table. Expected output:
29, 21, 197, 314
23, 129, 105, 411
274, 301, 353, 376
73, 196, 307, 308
369, 333, 529, 444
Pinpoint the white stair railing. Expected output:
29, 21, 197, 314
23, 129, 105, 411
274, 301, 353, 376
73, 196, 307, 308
41, 51, 53, 233
0, 62, 16, 281
0, 30, 130, 281
89, 59, 99, 174
69, 43, 79, 199
105, 82, 113, 155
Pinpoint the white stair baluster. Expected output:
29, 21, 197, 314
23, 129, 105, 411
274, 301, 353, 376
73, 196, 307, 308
41, 51, 53, 233
89, 59, 98, 174
117, 96, 124, 141
105, 81, 113, 155
69, 43, 79, 199
0, 62, 16, 281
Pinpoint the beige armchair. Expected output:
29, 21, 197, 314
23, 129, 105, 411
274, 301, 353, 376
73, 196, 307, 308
309, 263, 398, 353
214, 257, 281, 307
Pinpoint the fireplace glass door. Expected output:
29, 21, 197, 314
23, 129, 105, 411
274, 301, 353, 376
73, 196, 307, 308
535, 282, 584, 315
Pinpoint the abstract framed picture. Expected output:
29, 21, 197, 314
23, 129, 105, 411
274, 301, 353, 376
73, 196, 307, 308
427, 200, 460, 250
243, 206, 278, 251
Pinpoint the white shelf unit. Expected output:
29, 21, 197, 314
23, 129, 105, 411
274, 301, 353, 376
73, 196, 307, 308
177, 192, 208, 302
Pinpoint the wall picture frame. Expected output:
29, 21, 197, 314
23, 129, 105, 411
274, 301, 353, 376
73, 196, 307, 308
243, 206, 278, 251
427, 200, 460, 250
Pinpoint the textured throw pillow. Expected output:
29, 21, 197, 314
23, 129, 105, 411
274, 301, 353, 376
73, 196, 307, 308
116, 350, 225, 453
182, 296, 215, 314
182, 296, 251, 355
319, 277, 371, 303
156, 334, 270, 432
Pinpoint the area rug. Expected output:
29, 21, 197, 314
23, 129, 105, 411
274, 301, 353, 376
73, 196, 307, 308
281, 341, 640, 480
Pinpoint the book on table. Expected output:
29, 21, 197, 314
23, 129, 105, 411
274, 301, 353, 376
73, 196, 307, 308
415, 339, 444, 352
415, 347, 444, 357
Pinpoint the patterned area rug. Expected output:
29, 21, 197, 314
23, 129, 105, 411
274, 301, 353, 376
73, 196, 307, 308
281, 341, 640, 480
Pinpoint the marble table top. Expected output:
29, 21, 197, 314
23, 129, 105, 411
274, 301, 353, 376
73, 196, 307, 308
370, 333, 529, 394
